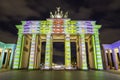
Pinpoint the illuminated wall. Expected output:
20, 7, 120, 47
13, 7, 103, 70
102, 40, 120, 70
0, 42, 16, 69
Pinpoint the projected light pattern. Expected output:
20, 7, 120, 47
65, 34, 71, 69
13, 25, 23, 68
29, 34, 36, 69
80, 34, 87, 69
12, 7, 103, 70
0, 42, 16, 69
103, 40, 120, 70
94, 25, 103, 70
44, 34, 52, 69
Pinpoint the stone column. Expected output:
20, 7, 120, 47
79, 34, 87, 70
50, 36, 53, 68
119, 46, 120, 60
0, 46, 5, 68
93, 33, 103, 70
36, 35, 42, 69
103, 49, 109, 70
28, 34, 36, 69
92, 35, 97, 69
118, 46, 120, 68
107, 50, 113, 69
65, 34, 71, 69
13, 34, 24, 69
8, 45, 15, 68
34, 35, 40, 69
76, 36, 80, 69
112, 49, 118, 70
4, 49, 11, 68
44, 34, 52, 69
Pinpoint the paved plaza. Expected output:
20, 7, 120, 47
0, 70, 120, 80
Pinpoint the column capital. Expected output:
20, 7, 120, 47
17, 33, 23, 36
94, 25, 101, 29
79, 33, 85, 35
65, 34, 70, 37
16, 25, 23, 29
93, 27, 100, 35
21, 21, 26, 25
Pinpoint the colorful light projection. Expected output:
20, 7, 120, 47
13, 25, 24, 68
13, 7, 103, 70
53, 19, 64, 33
65, 34, 71, 69
0, 42, 16, 69
80, 34, 88, 69
103, 40, 120, 70
44, 34, 52, 69
93, 25, 103, 69
29, 34, 36, 69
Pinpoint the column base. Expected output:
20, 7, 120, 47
65, 66, 72, 70
44, 66, 52, 70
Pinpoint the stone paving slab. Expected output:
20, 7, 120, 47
0, 70, 120, 80
105, 70, 120, 75
0, 69, 10, 72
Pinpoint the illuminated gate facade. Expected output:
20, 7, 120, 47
13, 7, 103, 70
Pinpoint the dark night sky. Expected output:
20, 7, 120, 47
0, 0, 120, 44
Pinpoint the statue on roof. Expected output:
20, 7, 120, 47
50, 12, 54, 18
64, 12, 68, 18
50, 7, 68, 18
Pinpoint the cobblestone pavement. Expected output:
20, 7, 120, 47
0, 70, 120, 80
